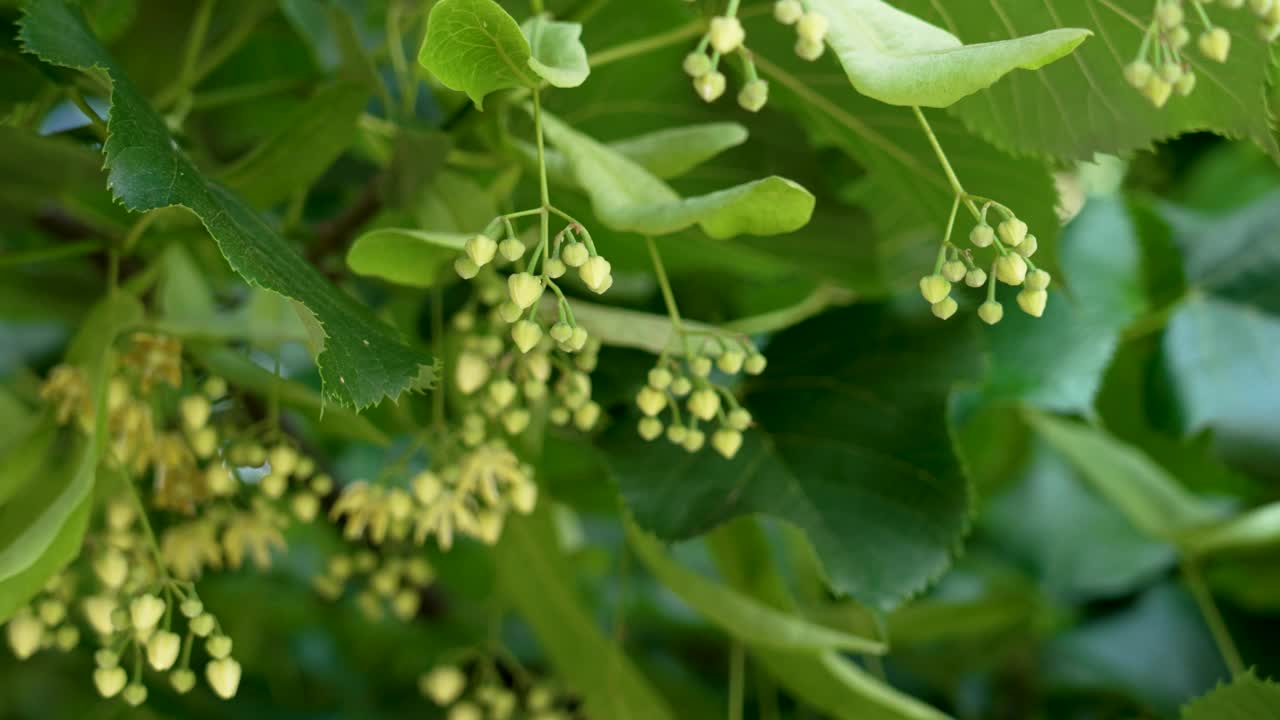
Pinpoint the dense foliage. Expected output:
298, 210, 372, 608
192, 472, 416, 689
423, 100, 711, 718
1, 0, 1280, 718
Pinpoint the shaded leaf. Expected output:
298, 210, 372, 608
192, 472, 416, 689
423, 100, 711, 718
346, 229, 469, 288
0, 495, 90, 623
1182, 672, 1280, 720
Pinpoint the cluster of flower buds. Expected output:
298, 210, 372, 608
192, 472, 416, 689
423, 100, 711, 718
312, 550, 435, 623
1123, 0, 1269, 107
774, 0, 829, 60
634, 335, 765, 460
6, 573, 82, 661
918, 202, 1050, 324
160, 499, 288, 580
420, 660, 583, 720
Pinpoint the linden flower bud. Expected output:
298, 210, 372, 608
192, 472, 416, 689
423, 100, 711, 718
636, 386, 667, 416
269, 445, 299, 477
970, 223, 995, 248
931, 297, 958, 320
995, 254, 1028, 286
667, 425, 689, 444
95, 649, 119, 668
465, 235, 497, 266
83, 595, 116, 636
648, 367, 673, 389
941, 260, 967, 283
682, 428, 707, 452
568, 327, 590, 352
709, 16, 746, 54
511, 320, 543, 354
1124, 60, 1153, 88
94, 547, 129, 589
1157, 0, 1184, 28
918, 274, 951, 304
1025, 269, 1052, 291
191, 614, 215, 637
728, 408, 752, 430
122, 683, 148, 707
499, 238, 525, 262
1169, 25, 1191, 49
261, 473, 287, 499
412, 471, 442, 505
797, 12, 829, 43
454, 257, 479, 279
1160, 62, 1183, 83
1143, 75, 1173, 107
498, 301, 522, 324
574, 401, 601, 431
190, 427, 217, 459
738, 79, 769, 112
688, 355, 711, 378
180, 394, 211, 430
502, 408, 531, 435
489, 379, 517, 408
694, 71, 727, 102
964, 268, 987, 288
1261, 22, 1280, 41
744, 353, 767, 375
6, 611, 42, 660
508, 272, 543, 309
711, 429, 744, 459
423, 666, 467, 705
1017, 288, 1049, 317
181, 598, 204, 619
1016, 234, 1038, 257
1176, 71, 1197, 96
207, 657, 242, 699
549, 406, 570, 426
293, 492, 320, 522
561, 242, 589, 267
206, 634, 233, 660
579, 256, 613, 294
997, 218, 1028, 247
671, 376, 693, 396
688, 389, 721, 421
795, 36, 825, 61
774, 0, 804, 24
147, 631, 182, 671
450, 702, 484, 720
638, 417, 664, 441
717, 350, 746, 374
544, 258, 566, 278
171, 669, 197, 694
511, 480, 538, 514
38, 599, 66, 626
1251, 0, 1273, 16
94, 666, 128, 698
130, 595, 166, 636
682, 51, 712, 78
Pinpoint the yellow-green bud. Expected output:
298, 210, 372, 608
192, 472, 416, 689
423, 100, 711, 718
682, 429, 706, 452
688, 389, 721, 421
1176, 71, 1197, 96
648, 367, 673, 389
549, 322, 573, 344
6, 611, 42, 660
501, 408, 531, 435
919, 274, 951, 304
1157, 0, 1184, 28
1017, 289, 1048, 317
964, 267, 987, 288
147, 631, 182, 671
1200, 26, 1232, 61
694, 72, 727, 102
190, 614, 215, 637
717, 350, 745, 374
579, 256, 613, 294
171, 669, 197, 694
1016, 234, 1038, 257
488, 379, 517, 408
1169, 25, 1190, 49
1143, 75, 1173, 107
690, 355, 713, 378
711, 429, 744, 459
995, 254, 1028, 285
667, 425, 689, 444
774, 0, 803, 24
122, 683, 148, 707
997, 218, 1028, 247
130, 595, 166, 636
511, 320, 542, 354
498, 238, 525, 262
465, 235, 497, 266
636, 386, 667, 416
738, 79, 769, 112
83, 596, 116, 636
93, 667, 127, 698
561, 242, 589, 267
942, 260, 967, 283
1025, 269, 1052, 291
970, 224, 995, 248
709, 16, 746, 54
454, 352, 490, 395
1124, 61, 1153, 88
682, 52, 712, 78
1250, 0, 1273, 16
508, 272, 543, 310
206, 657, 242, 699
638, 417, 664, 441
931, 297, 958, 320
744, 353, 767, 375
574, 402, 601, 431
206, 634, 232, 660
180, 394, 211, 431
728, 408, 752, 430
1160, 62, 1183, 83
567, 327, 590, 352
544, 258, 566, 278
670, 376, 693, 396
796, 12, 829, 42
454, 256, 479, 279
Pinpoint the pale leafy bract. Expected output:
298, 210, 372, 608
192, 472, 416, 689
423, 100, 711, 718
806, 0, 1089, 108
539, 110, 814, 238
418, 0, 536, 109
522, 16, 589, 88
346, 229, 470, 287
20, 0, 435, 409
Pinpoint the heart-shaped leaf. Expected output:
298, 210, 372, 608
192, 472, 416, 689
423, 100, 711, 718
418, 0, 537, 108
522, 16, 589, 88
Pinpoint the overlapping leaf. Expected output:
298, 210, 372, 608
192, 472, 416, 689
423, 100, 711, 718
522, 15, 589, 88
418, 0, 536, 108
20, 0, 435, 409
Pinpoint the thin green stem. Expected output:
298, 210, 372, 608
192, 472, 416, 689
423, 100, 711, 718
68, 89, 107, 138
178, 0, 217, 92
121, 467, 172, 584
587, 19, 708, 67
531, 0, 545, 13
0, 241, 104, 268
387, 0, 414, 119
532, 89, 552, 258
1183, 559, 1245, 675
728, 642, 745, 720
645, 236, 683, 329
156, 4, 270, 109
912, 106, 981, 220
432, 285, 446, 433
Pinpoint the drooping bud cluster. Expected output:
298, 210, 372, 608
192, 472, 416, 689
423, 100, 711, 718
919, 201, 1050, 324
633, 335, 764, 460
774, 0, 829, 61
420, 658, 586, 720
312, 550, 435, 623
1124, 0, 1272, 108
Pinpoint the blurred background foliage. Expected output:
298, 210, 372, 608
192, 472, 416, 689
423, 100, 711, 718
1, 0, 1279, 718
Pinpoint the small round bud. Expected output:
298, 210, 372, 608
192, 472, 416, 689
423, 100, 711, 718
711, 429, 744, 459
1176, 71, 1197, 96
1025, 269, 1052, 291
1169, 25, 1190, 49
207, 634, 233, 660
995, 254, 1028, 286
1143, 75, 1173, 107
130, 594, 166, 636
1199, 28, 1231, 62
694, 72, 727, 102
206, 657, 243, 699
1017, 289, 1048, 317
795, 36, 825, 61
5, 611, 42, 660
95, 649, 119, 668
567, 327, 590, 352
498, 238, 525, 262
573, 402, 601, 431
682, 52, 712, 78
931, 297, 958, 320
1251, 0, 1274, 16
709, 16, 746, 54
964, 267, 987, 288
94, 547, 129, 589
549, 406, 570, 426
671, 376, 693, 396
636, 386, 667, 416
997, 218, 1028, 247
501, 408, 531, 435
191, 613, 215, 637
94, 667, 127, 698
970, 224, 995, 248
1015, 234, 1038, 257
496, 301, 521, 324
204, 376, 228, 399
488, 379, 517, 408
147, 631, 182, 671
744, 353, 767, 375
578, 256, 613, 294
454, 256, 479, 279
549, 322, 574, 344
544, 258, 566, 278
682, 429, 706, 452
648, 367, 673, 389
83, 596, 116, 636
507, 272, 543, 310
796, 12, 829, 42
688, 389, 721, 421
717, 350, 745, 374
454, 352, 490, 395
727, 408, 752, 430
511, 320, 542, 354
171, 669, 197, 694
122, 683, 148, 707
181, 598, 204, 618
667, 424, 689, 444
1156, 0, 1184, 28
1261, 22, 1280, 42
1124, 60, 1153, 88
918, 274, 951, 304
292, 492, 320, 522
1159, 62, 1183, 83
941, 260, 967, 283
774, 0, 804, 24
465, 235, 497, 266
690, 355, 713, 377
638, 417, 664, 441
978, 300, 1004, 325
738, 79, 769, 112
561, 242, 589, 267
180, 394, 211, 430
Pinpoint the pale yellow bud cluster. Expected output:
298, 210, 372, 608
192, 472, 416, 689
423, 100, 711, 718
920, 206, 1049, 324
682, 10, 773, 111
313, 550, 434, 622
634, 338, 763, 460
3, 573, 80, 663
420, 659, 577, 720
122, 332, 183, 393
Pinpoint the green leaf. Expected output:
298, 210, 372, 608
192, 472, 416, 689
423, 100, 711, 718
807, 0, 1088, 108
895, 0, 1280, 161
346, 229, 469, 288
492, 508, 676, 720
606, 305, 978, 611
0, 419, 57, 507
0, 125, 104, 215
19, 0, 435, 409
417, 0, 536, 109
0, 495, 91, 624
1026, 411, 1222, 542
539, 110, 814, 238
626, 522, 885, 654
530, 122, 750, 184
1182, 673, 1280, 720
0, 292, 140, 583
522, 15, 589, 88
1160, 190, 1280, 315
219, 81, 368, 207
1180, 502, 1280, 555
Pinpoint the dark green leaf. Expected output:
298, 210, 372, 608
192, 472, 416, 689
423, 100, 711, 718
1182, 672, 1280, 720
0, 495, 90, 623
